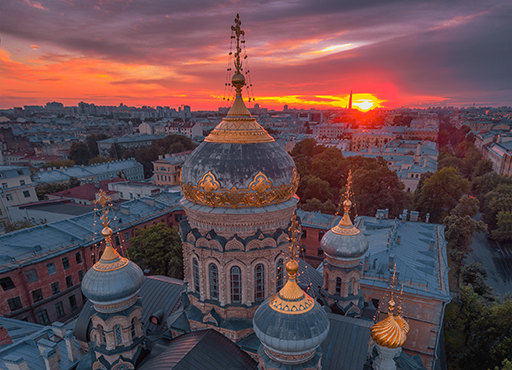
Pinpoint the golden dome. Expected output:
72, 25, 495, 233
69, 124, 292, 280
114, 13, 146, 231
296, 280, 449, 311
370, 300, 408, 349
268, 259, 314, 314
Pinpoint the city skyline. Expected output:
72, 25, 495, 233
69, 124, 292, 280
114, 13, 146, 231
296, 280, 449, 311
1, 0, 511, 110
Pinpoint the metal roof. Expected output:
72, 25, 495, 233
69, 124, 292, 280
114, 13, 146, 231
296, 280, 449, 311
137, 329, 258, 370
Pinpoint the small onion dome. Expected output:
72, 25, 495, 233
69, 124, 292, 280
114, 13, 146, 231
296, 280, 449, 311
320, 199, 369, 261
370, 300, 408, 349
253, 260, 330, 365
82, 226, 144, 309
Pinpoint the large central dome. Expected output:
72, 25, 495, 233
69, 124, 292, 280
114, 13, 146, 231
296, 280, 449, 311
181, 77, 298, 209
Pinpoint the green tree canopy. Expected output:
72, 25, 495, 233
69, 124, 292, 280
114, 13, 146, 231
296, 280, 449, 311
297, 175, 333, 203
86, 134, 110, 157
35, 177, 81, 200
41, 159, 75, 169
416, 167, 469, 223
127, 223, 183, 278
69, 142, 92, 165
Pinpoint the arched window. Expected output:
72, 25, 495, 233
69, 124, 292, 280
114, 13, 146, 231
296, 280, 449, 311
348, 278, 353, 296
193, 258, 200, 294
131, 318, 136, 338
276, 259, 284, 291
114, 324, 122, 345
335, 277, 342, 295
254, 264, 265, 302
230, 266, 241, 303
209, 263, 219, 300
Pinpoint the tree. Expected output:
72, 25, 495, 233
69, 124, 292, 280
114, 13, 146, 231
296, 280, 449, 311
297, 175, 333, 203
310, 147, 344, 187
473, 159, 494, 178
69, 142, 92, 165
299, 198, 337, 214
416, 167, 469, 223
127, 223, 183, 278
88, 155, 114, 165
461, 262, 494, 298
41, 159, 75, 169
108, 143, 126, 160
86, 134, 110, 157
35, 177, 82, 200
444, 203, 487, 286
483, 183, 512, 231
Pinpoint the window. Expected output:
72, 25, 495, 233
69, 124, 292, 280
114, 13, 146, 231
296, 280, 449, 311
46, 263, 56, 275
208, 263, 218, 300
8, 296, 22, 311
0, 277, 15, 291
175, 213, 182, 222
56, 301, 65, 317
23, 190, 30, 198
66, 275, 73, 288
301, 229, 307, 239
17, 170, 23, 175
69, 295, 77, 310
6, 194, 13, 201
20, 180, 25, 186
114, 324, 122, 345
1, 183, 6, 189
125, 232, 130, 241
115, 235, 120, 246
51, 282, 60, 295
24, 269, 39, 283
254, 264, 265, 302
317, 248, 324, 257
131, 318, 136, 338
193, 258, 200, 294
75, 252, 82, 264
78, 270, 84, 281
32, 289, 43, 302
62, 257, 70, 270
230, 266, 241, 303
335, 277, 342, 295
348, 278, 353, 296
37, 309, 50, 325
276, 259, 284, 291
318, 231, 326, 242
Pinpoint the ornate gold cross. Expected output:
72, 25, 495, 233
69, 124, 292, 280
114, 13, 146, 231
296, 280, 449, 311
94, 189, 111, 228
231, 14, 245, 74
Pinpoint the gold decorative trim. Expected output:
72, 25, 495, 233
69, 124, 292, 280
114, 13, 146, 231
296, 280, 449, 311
181, 169, 299, 209
268, 291, 315, 315
93, 256, 130, 272
331, 224, 361, 236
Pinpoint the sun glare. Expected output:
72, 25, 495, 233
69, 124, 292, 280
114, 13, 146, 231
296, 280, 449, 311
353, 100, 375, 111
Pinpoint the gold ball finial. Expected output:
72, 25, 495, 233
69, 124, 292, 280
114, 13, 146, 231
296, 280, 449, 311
101, 227, 113, 237
232, 72, 246, 90
286, 260, 299, 276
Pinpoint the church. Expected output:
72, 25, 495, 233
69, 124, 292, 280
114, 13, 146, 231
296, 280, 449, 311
72, 15, 430, 370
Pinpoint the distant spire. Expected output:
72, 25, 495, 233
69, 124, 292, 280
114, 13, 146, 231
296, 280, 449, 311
349, 90, 353, 110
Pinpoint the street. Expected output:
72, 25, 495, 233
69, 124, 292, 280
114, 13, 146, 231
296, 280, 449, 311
467, 231, 512, 297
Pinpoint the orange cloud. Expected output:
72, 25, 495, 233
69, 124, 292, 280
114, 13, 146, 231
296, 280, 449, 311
23, 0, 48, 10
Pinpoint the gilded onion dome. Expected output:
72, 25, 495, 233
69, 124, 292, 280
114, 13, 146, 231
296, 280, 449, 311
253, 215, 330, 364
180, 16, 298, 210
321, 197, 369, 261
370, 300, 408, 349
81, 190, 144, 311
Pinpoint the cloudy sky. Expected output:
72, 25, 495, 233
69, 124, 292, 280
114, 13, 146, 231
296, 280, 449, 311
1, 0, 511, 110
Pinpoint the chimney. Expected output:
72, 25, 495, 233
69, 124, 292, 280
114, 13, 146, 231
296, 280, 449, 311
52, 322, 66, 338
388, 254, 395, 270
64, 330, 78, 362
423, 156, 428, 167
410, 211, 419, 222
425, 213, 430, 223
0, 326, 12, 346
95, 181, 100, 189
364, 255, 370, 272
37, 338, 60, 361
43, 348, 59, 370
416, 142, 421, 156
3, 355, 29, 370
158, 155, 163, 160
396, 234, 401, 245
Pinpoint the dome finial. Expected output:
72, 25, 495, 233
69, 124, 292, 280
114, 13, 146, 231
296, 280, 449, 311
94, 189, 120, 263
231, 13, 246, 96
370, 264, 408, 348
337, 170, 354, 227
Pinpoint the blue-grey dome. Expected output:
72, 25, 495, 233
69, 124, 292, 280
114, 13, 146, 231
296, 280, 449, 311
253, 297, 330, 356
82, 256, 144, 306
321, 226, 369, 260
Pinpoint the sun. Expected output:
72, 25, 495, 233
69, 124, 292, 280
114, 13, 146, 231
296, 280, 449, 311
353, 100, 375, 111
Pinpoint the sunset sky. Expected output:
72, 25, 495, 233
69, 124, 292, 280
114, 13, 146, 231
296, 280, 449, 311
1, 0, 511, 110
